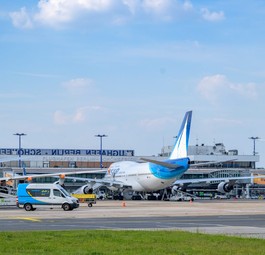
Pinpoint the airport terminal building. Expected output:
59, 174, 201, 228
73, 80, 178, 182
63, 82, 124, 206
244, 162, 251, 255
0, 143, 264, 197
0, 142, 258, 169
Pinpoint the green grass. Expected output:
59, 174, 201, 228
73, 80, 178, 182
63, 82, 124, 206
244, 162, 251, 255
1, 230, 265, 255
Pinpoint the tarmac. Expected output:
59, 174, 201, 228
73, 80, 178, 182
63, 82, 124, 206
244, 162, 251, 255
1, 199, 265, 238
2, 199, 265, 219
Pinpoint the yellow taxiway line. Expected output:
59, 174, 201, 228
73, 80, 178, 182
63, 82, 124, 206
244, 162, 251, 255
12, 217, 42, 222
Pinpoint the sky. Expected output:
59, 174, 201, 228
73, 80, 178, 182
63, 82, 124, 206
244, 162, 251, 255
0, 0, 265, 167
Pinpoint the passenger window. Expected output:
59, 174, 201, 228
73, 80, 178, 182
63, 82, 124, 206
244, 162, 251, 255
27, 189, 50, 197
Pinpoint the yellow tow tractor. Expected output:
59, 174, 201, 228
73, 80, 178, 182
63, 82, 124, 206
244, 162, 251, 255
71, 193, 96, 207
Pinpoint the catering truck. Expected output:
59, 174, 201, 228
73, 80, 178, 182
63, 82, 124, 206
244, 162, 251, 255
17, 183, 79, 211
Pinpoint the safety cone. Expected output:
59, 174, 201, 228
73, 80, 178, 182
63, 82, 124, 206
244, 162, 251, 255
122, 201, 126, 207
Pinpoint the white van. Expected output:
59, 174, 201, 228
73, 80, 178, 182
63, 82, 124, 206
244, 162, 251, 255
17, 183, 79, 211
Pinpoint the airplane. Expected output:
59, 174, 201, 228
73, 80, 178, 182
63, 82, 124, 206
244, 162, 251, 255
71, 110, 194, 194
69, 110, 265, 196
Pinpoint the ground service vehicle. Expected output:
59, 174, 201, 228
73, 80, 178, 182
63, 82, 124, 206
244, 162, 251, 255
0, 186, 17, 206
17, 183, 79, 211
71, 193, 96, 207
0, 194, 17, 206
169, 192, 195, 202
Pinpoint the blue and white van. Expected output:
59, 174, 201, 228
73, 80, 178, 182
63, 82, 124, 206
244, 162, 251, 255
17, 183, 79, 211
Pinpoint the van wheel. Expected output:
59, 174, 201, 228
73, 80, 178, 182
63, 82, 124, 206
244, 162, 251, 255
88, 203, 93, 207
62, 203, 71, 211
24, 203, 33, 211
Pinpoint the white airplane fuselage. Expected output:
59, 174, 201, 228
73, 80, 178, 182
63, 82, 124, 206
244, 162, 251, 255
104, 161, 185, 192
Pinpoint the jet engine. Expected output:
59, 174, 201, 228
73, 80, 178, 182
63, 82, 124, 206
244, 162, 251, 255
71, 184, 94, 194
80, 184, 94, 194
217, 181, 234, 193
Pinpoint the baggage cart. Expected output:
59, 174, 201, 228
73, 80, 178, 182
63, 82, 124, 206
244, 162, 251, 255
72, 193, 96, 207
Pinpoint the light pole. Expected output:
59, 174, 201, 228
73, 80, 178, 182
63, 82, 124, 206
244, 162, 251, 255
95, 134, 107, 168
13, 133, 26, 168
249, 136, 260, 156
249, 136, 260, 169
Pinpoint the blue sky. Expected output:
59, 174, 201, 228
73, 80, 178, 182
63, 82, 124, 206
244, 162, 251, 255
1, 0, 265, 167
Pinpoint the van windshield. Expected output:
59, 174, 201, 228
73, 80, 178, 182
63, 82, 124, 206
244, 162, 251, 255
60, 187, 70, 197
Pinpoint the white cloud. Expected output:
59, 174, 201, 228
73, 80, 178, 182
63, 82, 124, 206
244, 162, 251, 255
55, 78, 100, 125
73, 107, 88, 122
197, 74, 227, 101
124, 0, 192, 17
201, 8, 225, 22
197, 74, 258, 103
54, 105, 103, 125
122, 0, 139, 15
35, 0, 113, 26
9, 0, 194, 28
142, 0, 172, 14
62, 78, 94, 97
9, 7, 33, 29
53, 110, 69, 125
139, 116, 175, 130
62, 78, 93, 91
182, 0, 193, 11
230, 83, 257, 98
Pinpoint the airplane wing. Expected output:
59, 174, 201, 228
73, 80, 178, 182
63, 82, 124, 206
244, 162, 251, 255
64, 176, 132, 189
0, 169, 106, 182
140, 158, 181, 169
190, 159, 238, 167
140, 158, 237, 169
174, 175, 265, 185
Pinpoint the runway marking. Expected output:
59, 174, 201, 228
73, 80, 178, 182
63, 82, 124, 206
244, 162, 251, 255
13, 217, 42, 222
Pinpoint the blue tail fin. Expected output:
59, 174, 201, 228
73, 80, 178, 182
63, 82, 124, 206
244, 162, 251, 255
169, 111, 192, 160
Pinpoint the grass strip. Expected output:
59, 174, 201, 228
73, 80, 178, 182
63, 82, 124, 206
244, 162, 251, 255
1, 230, 265, 255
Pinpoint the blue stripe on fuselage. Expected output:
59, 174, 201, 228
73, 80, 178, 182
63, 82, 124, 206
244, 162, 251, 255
149, 157, 190, 179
